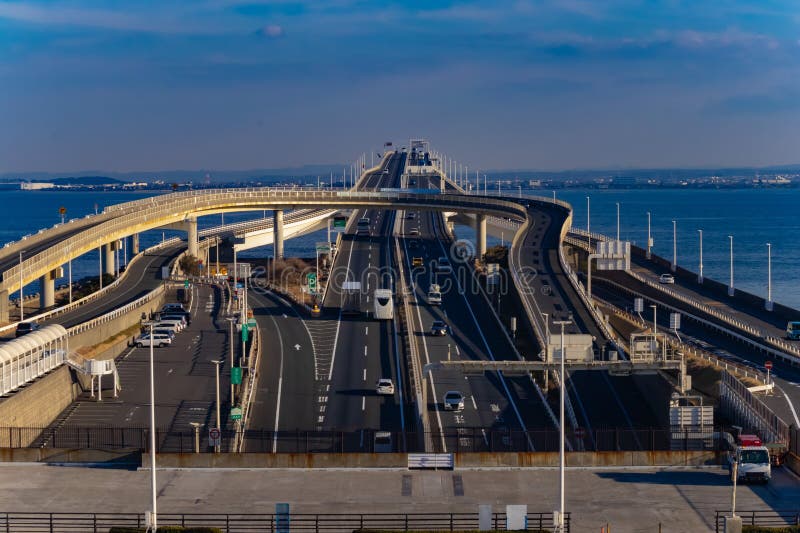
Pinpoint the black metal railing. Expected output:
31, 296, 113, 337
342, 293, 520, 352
1, 426, 730, 454
0, 511, 569, 532
715, 510, 800, 532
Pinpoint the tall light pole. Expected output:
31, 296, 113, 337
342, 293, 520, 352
646, 212, 652, 260
697, 230, 704, 283
728, 235, 735, 296
766, 243, 773, 311
211, 359, 222, 453
616, 202, 620, 242
671, 220, 677, 272
553, 318, 572, 533
586, 197, 591, 251
18, 250, 24, 322
143, 319, 158, 531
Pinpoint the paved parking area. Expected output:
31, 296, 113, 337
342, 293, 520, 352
0, 464, 797, 531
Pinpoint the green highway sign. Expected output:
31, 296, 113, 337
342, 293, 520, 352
184, 280, 189, 288
315, 242, 331, 254
247, 318, 258, 328
231, 367, 243, 385
332, 216, 347, 232
230, 406, 242, 420
241, 324, 249, 342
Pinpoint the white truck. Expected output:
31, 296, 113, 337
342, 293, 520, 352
728, 434, 771, 484
427, 284, 442, 305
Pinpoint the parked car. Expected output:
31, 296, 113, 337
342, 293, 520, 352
152, 320, 182, 333
412, 257, 424, 267
135, 333, 172, 348
162, 303, 185, 312
151, 328, 176, 339
376, 378, 395, 395
659, 274, 675, 284
430, 320, 449, 336
408, 228, 420, 236
160, 313, 189, 326
15, 322, 40, 337
443, 391, 465, 411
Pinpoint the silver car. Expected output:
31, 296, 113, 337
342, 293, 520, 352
443, 391, 465, 411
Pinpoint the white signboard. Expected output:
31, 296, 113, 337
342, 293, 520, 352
596, 240, 631, 271
670, 313, 681, 330
547, 333, 594, 362
634, 297, 644, 313
506, 505, 528, 531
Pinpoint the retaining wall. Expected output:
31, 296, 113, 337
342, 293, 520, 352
68, 291, 166, 350
0, 366, 81, 444
135, 450, 722, 469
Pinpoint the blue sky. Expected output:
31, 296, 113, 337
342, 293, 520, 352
0, 0, 798, 172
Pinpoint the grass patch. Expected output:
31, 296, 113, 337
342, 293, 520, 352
742, 526, 800, 533
75, 323, 143, 359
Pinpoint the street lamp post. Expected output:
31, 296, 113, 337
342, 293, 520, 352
646, 212, 652, 260
616, 202, 620, 242
586, 197, 591, 250
552, 319, 572, 533
211, 359, 222, 453
671, 220, 677, 273
766, 243, 773, 311
18, 251, 24, 322
698, 230, 704, 283
143, 320, 158, 531
728, 236, 735, 296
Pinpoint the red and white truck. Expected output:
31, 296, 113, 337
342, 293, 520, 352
728, 434, 771, 484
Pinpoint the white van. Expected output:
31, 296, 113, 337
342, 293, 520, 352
153, 319, 184, 332
135, 333, 172, 348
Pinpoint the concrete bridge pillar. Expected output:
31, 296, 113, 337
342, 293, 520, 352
476, 213, 487, 259
187, 217, 198, 258
103, 243, 115, 276
273, 210, 284, 260
39, 268, 59, 309
0, 290, 8, 322
131, 233, 140, 255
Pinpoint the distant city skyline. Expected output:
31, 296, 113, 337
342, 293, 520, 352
1, 1, 799, 172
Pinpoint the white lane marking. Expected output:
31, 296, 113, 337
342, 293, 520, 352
777, 384, 800, 427
362, 396, 366, 411
263, 305, 286, 453
365, 327, 368, 335
364, 345, 368, 356
432, 214, 535, 451
455, 345, 460, 357
471, 395, 477, 410
363, 368, 367, 381
327, 221, 358, 381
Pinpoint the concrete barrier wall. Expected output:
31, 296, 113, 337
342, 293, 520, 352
0, 366, 80, 444
0, 447, 140, 464
136, 450, 722, 469
68, 291, 166, 351
786, 452, 800, 478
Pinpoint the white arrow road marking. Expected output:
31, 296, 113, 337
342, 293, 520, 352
294, 344, 301, 351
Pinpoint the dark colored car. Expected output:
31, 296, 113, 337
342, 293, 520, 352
430, 320, 449, 336
15, 322, 40, 337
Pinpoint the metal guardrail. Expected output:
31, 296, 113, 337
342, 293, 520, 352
567, 230, 800, 363
593, 274, 800, 370
599, 297, 771, 385
715, 510, 800, 531
3, 188, 529, 294
719, 370, 789, 445
0, 511, 568, 532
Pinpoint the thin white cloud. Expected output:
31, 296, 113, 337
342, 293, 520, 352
0, 1, 230, 34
